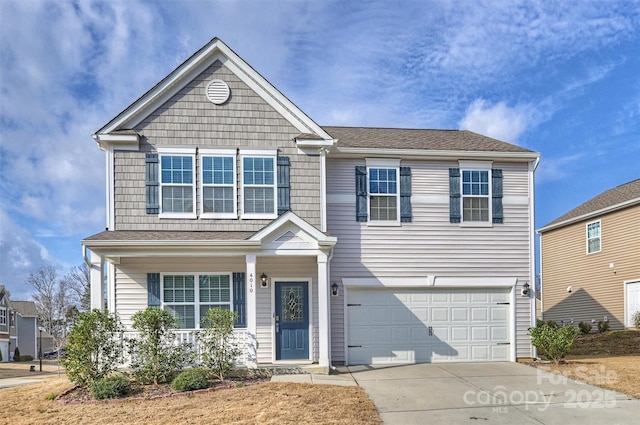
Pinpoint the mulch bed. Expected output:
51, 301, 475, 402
57, 377, 269, 404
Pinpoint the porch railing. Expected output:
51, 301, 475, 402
118, 329, 248, 367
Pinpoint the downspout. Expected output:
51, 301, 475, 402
531, 156, 540, 360
327, 247, 336, 371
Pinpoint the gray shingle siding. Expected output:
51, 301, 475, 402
113, 61, 321, 231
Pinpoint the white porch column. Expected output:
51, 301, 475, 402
317, 252, 330, 368
245, 254, 258, 368
89, 250, 104, 311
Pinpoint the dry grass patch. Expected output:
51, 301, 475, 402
535, 356, 640, 399
1, 377, 381, 425
569, 330, 640, 356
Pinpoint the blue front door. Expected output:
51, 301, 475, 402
275, 282, 309, 360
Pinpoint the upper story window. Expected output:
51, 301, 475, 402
462, 169, 490, 222
0, 307, 6, 326
162, 273, 232, 329
200, 149, 237, 218
448, 160, 497, 226
587, 220, 601, 254
369, 167, 399, 222
159, 148, 196, 219
241, 150, 277, 219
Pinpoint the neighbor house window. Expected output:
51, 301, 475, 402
159, 148, 196, 218
241, 151, 277, 218
162, 273, 232, 329
0, 307, 6, 326
200, 149, 236, 218
462, 169, 490, 222
587, 220, 601, 254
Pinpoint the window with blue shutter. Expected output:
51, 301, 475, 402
277, 156, 290, 215
355, 166, 368, 222
449, 168, 461, 223
145, 154, 159, 214
232, 272, 246, 328
147, 273, 161, 307
400, 167, 412, 222
492, 169, 503, 223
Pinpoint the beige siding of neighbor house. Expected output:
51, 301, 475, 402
112, 60, 321, 232
541, 204, 640, 329
114, 255, 319, 364
327, 159, 535, 361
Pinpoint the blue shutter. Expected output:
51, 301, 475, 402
449, 168, 461, 223
400, 167, 412, 222
277, 156, 290, 215
492, 169, 504, 224
147, 273, 161, 307
145, 154, 159, 214
355, 166, 367, 222
232, 272, 246, 328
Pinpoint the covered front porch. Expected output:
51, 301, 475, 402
82, 212, 337, 370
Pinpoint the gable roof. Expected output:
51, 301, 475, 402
538, 179, 640, 233
94, 37, 333, 146
324, 126, 538, 160
11, 301, 38, 317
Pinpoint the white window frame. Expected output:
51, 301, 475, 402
200, 149, 237, 219
0, 307, 6, 326
366, 158, 400, 226
240, 149, 278, 219
586, 220, 602, 254
158, 147, 197, 219
160, 272, 233, 329
459, 160, 492, 226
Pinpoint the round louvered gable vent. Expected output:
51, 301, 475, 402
206, 79, 230, 105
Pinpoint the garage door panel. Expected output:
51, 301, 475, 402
347, 287, 512, 365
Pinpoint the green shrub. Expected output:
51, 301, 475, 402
197, 308, 241, 380
89, 374, 131, 400
45, 393, 58, 401
62, 309, 123, 388
633, 311, 640, 328
578, 321, 592, 334
17, 355, 34, 362
544, 320, 558, 328
14, 347, 20, 361
127, 308, 195, 385
598, 320, 610, 333
529, 322, 579, 364
171, 368, 210, 392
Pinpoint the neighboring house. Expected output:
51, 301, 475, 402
538, 179, 640, 330
10, 301, 55, 359
0, 285, 10, 362
82, 38, 539, 369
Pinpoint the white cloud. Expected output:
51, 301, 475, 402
535, 153, 586, 184
458, 100, 534, 143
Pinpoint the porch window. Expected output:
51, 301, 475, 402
587, 220, 601, 254
162, 273, 232, 329
241, 151, 277, 218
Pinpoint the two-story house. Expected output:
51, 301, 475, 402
538, 179, 640, 330
0, 285, 11, 362
82, 38, 539, 370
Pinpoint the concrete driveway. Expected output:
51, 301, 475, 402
347, 362, 640, 425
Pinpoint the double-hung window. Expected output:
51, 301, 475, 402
162, 273, 232, 329
366, 159, 400, 224
159, 148, 196, 218
0, 307, 6, 326
587, 220, 601, 254
200, 149, 236, 218
462, 169, 490, 222
241, 151, 277, 219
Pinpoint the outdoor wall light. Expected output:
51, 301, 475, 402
331, 282, 339, 297
260, 272, 268, 288
521, 282, 530, 296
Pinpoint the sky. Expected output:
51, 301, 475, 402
1, 0, 639, 300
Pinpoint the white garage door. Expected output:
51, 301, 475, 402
347, 287, 511, 365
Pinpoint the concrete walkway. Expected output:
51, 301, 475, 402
347, 362, 640, 425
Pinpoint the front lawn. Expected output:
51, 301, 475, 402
0, 377, 382, 424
